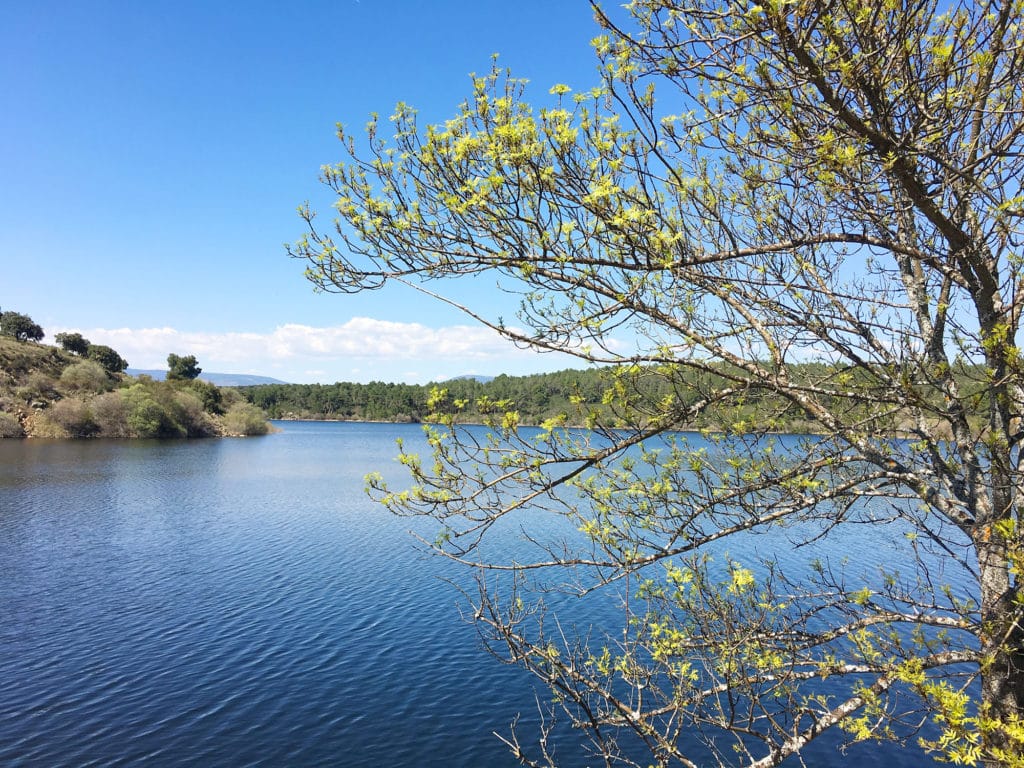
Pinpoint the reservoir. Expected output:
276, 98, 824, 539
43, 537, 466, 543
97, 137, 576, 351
0, 421, 956, 766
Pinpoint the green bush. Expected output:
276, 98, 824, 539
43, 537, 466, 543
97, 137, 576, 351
219, 387, 244, 409
123, 384, 183, 438
222, 402, 269, 436
188, 379, 223, 414
60, 360, 111, 393
172, 391, 215, 437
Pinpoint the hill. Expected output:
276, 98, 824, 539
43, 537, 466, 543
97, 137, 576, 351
127, 369, 289, 386
0, 336, 270, 439
0, 334, 73, 382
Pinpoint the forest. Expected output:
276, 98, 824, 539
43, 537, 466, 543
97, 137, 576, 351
240, 362, 987, 435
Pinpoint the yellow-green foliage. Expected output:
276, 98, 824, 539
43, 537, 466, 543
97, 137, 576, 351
121, 383, 181, 438
912, 679, 1024, 766
29, 414, 68, 439
172, 391, 214, 437
287, 0, 1024, 765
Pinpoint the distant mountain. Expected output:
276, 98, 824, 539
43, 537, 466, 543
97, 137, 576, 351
202, 373, 291, 386
448, 374, 495, 383
126, 369, 289, 386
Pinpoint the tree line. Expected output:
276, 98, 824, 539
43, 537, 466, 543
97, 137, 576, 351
240, 362, 988, 434
241, 370, 597, 424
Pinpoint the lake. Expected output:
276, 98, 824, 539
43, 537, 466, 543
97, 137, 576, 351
0, 421, 955, 766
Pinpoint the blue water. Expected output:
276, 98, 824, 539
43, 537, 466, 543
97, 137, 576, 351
0, 422, 960, 766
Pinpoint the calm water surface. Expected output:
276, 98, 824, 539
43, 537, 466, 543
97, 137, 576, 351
0, 422, 951, 766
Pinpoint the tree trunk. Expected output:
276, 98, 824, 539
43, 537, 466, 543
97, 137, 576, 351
979, 537, 1024, 766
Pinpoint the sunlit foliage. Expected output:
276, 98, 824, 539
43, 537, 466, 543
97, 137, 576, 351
293, 1, 1024, 765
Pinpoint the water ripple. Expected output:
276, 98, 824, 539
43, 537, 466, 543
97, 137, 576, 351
0, 424, 948, 768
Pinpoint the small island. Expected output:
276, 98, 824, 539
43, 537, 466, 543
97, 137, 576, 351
0, 309, 269, 439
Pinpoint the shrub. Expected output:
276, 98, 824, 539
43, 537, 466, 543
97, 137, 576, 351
0, 412, 23, 438
219, 387, 244, 409
188, 379, 223, 414
60, 360, 111, 393
221, 403, 269, 436
30, 414, 68, 439
123, 384, 183, 438
18, 372, 57, 401
172, 391, 215, 437
91, 392, 131, 438
49, 397, 97, 438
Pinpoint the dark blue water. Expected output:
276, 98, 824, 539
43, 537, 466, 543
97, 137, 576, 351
0, 422, 547, 767
0, 422, 960, 766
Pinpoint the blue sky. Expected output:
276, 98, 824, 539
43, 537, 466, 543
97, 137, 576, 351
2, 1, 606, 383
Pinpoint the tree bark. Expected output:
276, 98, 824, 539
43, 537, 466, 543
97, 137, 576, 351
979, 536, 1024, 765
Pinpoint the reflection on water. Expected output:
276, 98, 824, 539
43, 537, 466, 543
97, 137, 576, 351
0, 423, 953, 766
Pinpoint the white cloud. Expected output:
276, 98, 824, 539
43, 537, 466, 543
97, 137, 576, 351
50, 318, 583, 384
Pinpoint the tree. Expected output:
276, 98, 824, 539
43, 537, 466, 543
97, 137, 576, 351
166, 353, 202, 381
54, 332, 91, 356
0, 311, 44, 342
86, 344, 128, 374
291, 1, 1024, 765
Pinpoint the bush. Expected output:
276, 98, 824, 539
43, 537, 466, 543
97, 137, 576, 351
188, 379, 223, 414
18, 372, 57, 401
171, 391, 215, 437
49, 397, 97, 438
221, 403, 269, 436
91, 392, 131, 438
123, 384, 183, 438
0, 412, 23, 438
30, 414, 68, 439
60, 360, 111, 393
219, 387, 245, 409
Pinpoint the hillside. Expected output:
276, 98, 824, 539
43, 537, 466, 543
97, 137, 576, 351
0, 336, 270, 439
0, 334, 73, 383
